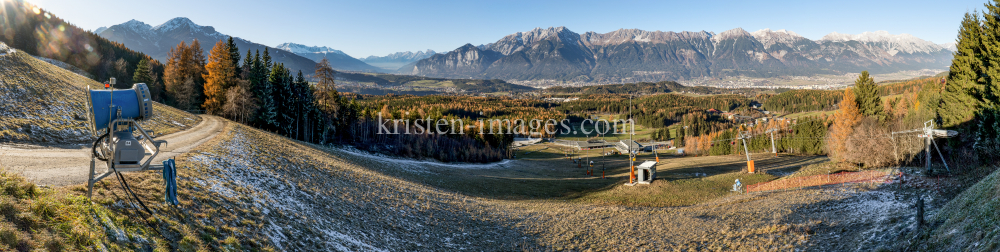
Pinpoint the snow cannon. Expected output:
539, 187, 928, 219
85, 82, 154, 133
84, 79, 173, 202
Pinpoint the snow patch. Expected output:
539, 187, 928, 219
331, 145, 515, 172
189, 131, 388, 250
820, 31, 945, 54
712, 27, 751, 44
275, 43, 348, 55
751, 28, 806, 49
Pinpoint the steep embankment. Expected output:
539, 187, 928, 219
912, 167, 1000, 251
0, 43, 199, 145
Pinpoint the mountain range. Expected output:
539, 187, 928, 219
403, 27, 954, 83
96, 18, 378, 74
275, 43, 382, 72
361, 50, 437, 71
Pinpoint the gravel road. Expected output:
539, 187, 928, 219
0, 115, 225, 187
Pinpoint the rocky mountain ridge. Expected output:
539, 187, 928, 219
97, 17, 380, 74
273, 42, 382, 72
406, 27, 953, 83
361, 49, 437, 70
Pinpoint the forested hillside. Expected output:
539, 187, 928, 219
349, 95, 565, 162
337, 72, 533, 93
762, 90, 842, 114
0, 0, 162, 87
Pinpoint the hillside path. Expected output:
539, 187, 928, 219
0, 115, 226, 187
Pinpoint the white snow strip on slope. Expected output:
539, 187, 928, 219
331, 146, 515, 170
319, 227, 388, 252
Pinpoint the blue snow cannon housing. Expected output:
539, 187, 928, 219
86, 83, 153, 133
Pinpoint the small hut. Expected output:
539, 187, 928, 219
636, 160, 657, 184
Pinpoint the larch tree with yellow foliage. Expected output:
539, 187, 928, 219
829, 87, 862, 161
203, 40, 237, 115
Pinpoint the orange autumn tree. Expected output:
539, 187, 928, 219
203, 40, 236, 115
828, 87, 862, 161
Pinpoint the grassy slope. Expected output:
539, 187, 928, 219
147, 123, 530, 251
0, 169, 163, 251
916, 167, 1000, 251
2, 121, 526, 251
0, 113, 895, 251
0, 49, 198, 144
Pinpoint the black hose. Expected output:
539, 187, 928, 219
92, 130, 165, 239
92, 132, 109, 161
112, 170, 164, 238
115, 171, 154, 215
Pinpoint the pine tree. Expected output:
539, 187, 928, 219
260, 62, 284, 131
203, 40, 236, 115
262, 48, 272, 70
133, 58, 152, 84
274, 64, 296, 136
188, 39, 207, 109
242, 49, 253, 79
676, 127, 685, 147
258, 48, 274, 121
969, 0, 1000, 151
829, 88, 862, 160
227, 36, 241, 74
295, 70, 320, 142
852, 71, 885, 121
133, 58, 161, 101
250, 50, 262, 92
941, 12, 986, 129
250, 50, 271, 127
983, 1, 1000, 104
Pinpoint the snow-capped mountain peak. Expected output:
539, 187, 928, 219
938, 42, 957, 52
751, 28, 805, 49
275, 43, 347, 56
96, 18, 383, 73
121, 19, 152, 31
820, 30, 944, 55
152, 17, 200, 32
712, 27, 752, 44
365, 50, 436, 60
481, 26, 579, 55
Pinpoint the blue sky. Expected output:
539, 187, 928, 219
31, 0, 987, 58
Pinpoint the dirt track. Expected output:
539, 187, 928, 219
0, 115, 225, 187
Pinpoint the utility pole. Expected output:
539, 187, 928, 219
925, 133, 931, 173
739, 131, 754, 173
629, 91, 634, 184
586, 132, 591, 176
601, 120, 606, 179
765, 128, 777, 157
739, 131, 751, 162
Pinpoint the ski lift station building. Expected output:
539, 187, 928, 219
615, 140, 648, 153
